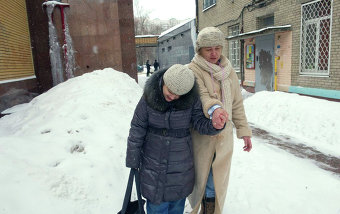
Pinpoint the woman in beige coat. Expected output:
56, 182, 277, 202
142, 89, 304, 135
188, 27, 253, 214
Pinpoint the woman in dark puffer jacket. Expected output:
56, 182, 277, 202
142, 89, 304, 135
126, 64, 224, 214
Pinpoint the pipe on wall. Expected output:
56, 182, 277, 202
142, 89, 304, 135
195, 0, 199, 33
240, 39, 245, 86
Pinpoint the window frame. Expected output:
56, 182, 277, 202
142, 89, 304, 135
228, 24, 240, 71
203, 0, 216, 11
299, 0, 333, 76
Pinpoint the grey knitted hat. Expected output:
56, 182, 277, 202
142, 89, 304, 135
195, 27, 224, 53
163, 64, 195, 95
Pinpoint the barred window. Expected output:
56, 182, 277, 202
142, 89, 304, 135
300, 0, 332, 75
203, 0, 216, 10
228, 25, 240, 70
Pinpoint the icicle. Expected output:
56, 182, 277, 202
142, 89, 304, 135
63, 8, 76, 79
46, 4, 64, 86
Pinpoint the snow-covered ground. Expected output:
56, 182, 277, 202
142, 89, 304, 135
244, 90, 340, 157
0, 68, 339, 214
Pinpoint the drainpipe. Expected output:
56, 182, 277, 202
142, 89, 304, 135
195, 0, 199, 33
45, 0, 70, 48
59, 5, 70, 72
274, 44, 281, 91
43, 0, 71, 78
240, 39, 245, 86
57, 5, 70, 62
274, 56, 279, 91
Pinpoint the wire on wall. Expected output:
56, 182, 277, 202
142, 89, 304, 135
214, 0, 276, 33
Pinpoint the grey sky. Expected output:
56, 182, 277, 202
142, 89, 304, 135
135, 0, 196, 20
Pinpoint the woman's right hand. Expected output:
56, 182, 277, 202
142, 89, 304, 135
212, 108, 228, 129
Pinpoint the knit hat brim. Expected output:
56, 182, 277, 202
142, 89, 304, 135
195, 27, 225, 53
163, 64, 195, 96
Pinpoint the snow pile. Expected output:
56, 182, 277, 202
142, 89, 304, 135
241, 88, 254, 100
244, 91, 340, 156
0, 68, 142, 214
0, 69, 339, 214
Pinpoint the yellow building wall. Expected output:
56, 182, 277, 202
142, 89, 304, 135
135, 37, 158, 45
0, 0, 35, 81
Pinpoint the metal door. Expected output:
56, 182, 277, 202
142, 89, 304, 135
255, 34, 274, 92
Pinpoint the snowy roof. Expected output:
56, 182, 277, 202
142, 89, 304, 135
227, 25, 291, 40
135, 35, 159, 38
158, 18, 195, 39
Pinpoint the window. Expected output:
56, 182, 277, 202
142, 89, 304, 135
300, 0, 332, 75
203, 0, 216, 10
162, 48, 165, 53
228, 25, 240, 70
168, 46, 172, 51
257, 15, 274, 29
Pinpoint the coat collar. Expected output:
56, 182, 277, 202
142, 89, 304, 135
143, 68, 199, 112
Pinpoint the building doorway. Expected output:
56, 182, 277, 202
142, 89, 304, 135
255, 34, 275, 92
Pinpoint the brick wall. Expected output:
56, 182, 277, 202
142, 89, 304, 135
197, 0, 340, 91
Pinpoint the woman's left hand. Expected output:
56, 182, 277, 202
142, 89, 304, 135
242, 136, 252, 152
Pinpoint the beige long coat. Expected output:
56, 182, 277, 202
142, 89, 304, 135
188, 60, 252, 214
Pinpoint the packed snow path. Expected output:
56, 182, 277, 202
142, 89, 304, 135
251, 123, 340, 176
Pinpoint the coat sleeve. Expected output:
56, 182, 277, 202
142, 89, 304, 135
189, 63, 223, 118
230, 71, 252, 138
126, 97, 149, 168
191, 97, 222, 136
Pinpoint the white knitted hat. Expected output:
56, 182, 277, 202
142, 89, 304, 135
195, 27, 224, 53
163, 64, 195, 95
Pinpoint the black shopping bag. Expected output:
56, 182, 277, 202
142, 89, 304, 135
117, 169, 145, 214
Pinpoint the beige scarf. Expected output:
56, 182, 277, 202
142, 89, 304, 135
192, 54, 233, 119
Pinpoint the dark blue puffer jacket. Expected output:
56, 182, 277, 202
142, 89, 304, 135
126, 69, 221, 204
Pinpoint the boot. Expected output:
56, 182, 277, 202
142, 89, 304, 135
200, 196, 215, 214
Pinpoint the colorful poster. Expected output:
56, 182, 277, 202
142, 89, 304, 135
246, 44, 255, 69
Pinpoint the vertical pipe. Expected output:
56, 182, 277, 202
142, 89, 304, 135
240, 39, 245, 86
274, 56, 279, 91
59, 5, 68, 70
195, 0, 199, 33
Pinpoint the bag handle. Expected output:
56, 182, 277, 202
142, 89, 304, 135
134, 169, 144, 213
121, 168, 144, 214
